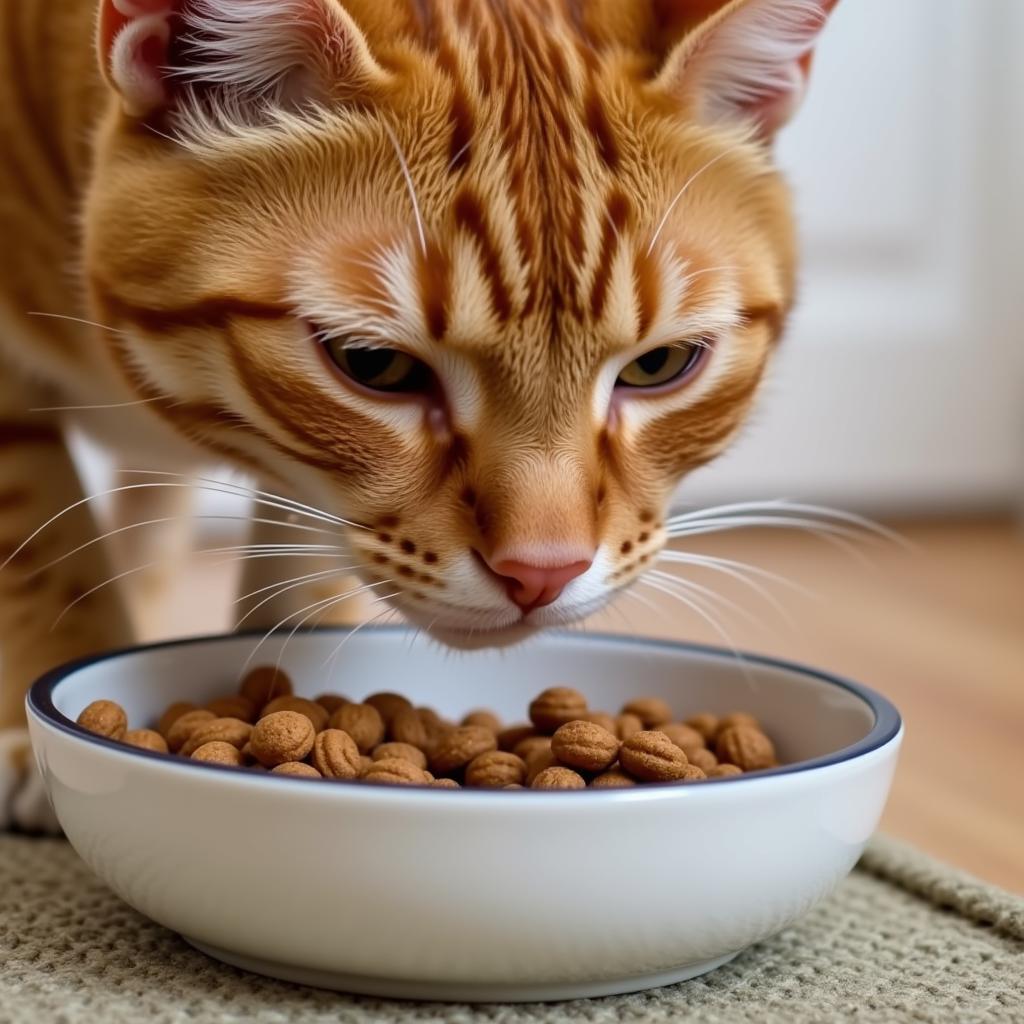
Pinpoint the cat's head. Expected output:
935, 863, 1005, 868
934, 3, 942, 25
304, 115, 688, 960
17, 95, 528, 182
87, 0, 835, 644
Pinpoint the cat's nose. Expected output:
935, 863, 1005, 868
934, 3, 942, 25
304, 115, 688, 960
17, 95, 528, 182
483, 554, 593, 612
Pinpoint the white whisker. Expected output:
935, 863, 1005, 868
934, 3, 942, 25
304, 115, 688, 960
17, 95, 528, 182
322, 597, 401, 676
646, 150, 732, 257
235, 565, 364, 628
382, 121, 427, 257
30, 397, 166, 413
26, 311, 127, 335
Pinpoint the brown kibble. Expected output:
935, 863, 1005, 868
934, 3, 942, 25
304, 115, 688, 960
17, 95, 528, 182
238, 665, 293, 706
619, 730, 691, 781
590, 766, 637, 788
204, 694, 257, 723
465, 751, 526, 788
621, 697, 673, 728
191, 741, 244, 766
709, 763, 743, 778
497, 723, 537, 752
532, 766, 586, 790
430, 725, 497, 776
551, 720, 620, 772
363, 757, 430, 785
580, 711, 617, 734
77, 700, 128, 741
529, 686, 587, 733
461, 709, 502, 733
271, 761, 322, 778
260, 695, 328, 732
715, 712, 761, 737
524, 747, 558, 785
659, 723, 707, 757
430, 777, 461, 789
512, 735, 552, 762
312, 729, 361, 779
249, 710, 316, 767
180, 717, 252, 757
315, 693, 349, 715
685, 712, 719, 742
165, 709, 216, 752
390, 706, 429, 748
372, 742, 427, 770
358, 755, 375, 775
682, 764, 708, 781
364, 691, 414, 726
687, 747, 719, 772
504, 783, 524, 789
716, 725, 776, 771
157, 701, 197, 737
330, 702, 385, 753
122, 729, 168, 754
418, 709, 456, 754
615, 713, 644, 741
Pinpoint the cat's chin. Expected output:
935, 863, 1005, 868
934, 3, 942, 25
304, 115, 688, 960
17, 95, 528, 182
421, 622, 543, 651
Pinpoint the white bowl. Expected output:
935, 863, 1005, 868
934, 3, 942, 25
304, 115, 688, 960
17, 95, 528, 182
27, 628, 901, 1002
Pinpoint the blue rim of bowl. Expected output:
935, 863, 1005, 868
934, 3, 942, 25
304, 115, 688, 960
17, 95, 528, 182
27, 626, 902, 794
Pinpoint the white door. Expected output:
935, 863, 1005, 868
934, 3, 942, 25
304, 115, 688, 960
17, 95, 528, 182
683, 0, 1024, 512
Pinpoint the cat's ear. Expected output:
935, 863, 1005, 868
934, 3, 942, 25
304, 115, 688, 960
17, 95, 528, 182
653, 0, 838, 139
97, 0, 388, 119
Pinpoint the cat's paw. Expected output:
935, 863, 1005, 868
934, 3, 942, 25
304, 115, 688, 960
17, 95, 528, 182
0, 728, 61, 834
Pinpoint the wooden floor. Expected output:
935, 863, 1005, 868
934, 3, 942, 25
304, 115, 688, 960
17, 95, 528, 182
158, 518, 1024, 893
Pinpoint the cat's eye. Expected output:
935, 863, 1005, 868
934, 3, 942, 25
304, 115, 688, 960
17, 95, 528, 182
616, 342, 706, 389
324, 339, 433, 394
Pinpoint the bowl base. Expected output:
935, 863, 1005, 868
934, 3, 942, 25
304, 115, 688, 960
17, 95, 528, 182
183, 937, 741, 1003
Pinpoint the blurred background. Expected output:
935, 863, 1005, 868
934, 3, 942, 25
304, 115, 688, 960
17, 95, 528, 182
75, 0, 1023, 889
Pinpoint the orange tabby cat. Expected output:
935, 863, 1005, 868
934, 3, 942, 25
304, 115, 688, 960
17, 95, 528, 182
0, 0, 836, 827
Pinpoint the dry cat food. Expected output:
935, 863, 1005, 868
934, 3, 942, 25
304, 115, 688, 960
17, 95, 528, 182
74, 668, 782, 789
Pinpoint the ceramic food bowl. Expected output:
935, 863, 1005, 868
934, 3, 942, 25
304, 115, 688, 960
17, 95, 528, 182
27, 628, 902, 1002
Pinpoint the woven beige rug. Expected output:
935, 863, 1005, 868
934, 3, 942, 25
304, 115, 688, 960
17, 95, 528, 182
1, 834, 1021, 1024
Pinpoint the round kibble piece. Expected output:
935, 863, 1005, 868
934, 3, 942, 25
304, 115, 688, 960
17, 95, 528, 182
312, 729, 361, 779
389, 706, 428, 748
205, 694, 257, 723
709, 763, 743, 778
363, 757, 430, 785
681, 764, 708, 781
260, 695, 328, 732
580, 711, 617, 734
512, 735, 551, 762
430, 725, 497, 776
315, 693, 349, 714
715, 712, 761, 737
685, 712, 719, 742
330, 702, 385, 753
615, 713, 644, 741
590, 766, 637, 788
418, 710, 456, 754
461, 710, 502, 733
687, 747, 719, 772
122, 729, 168, 754
180, 717, 252, 757
529, 687, 587, 733
364, 691, 414, 726
372, 742, 428, 770
532, 766, 586, 790
497, 723, 536, 752
524, 747, 558, 785
621, 697, 673, 728
358, 755, 375, 775
166, 709, 216, 752
157, 701, 197, 737
77, 700, 128, 741
551, 720, 620, 772
619, 730, 691, 781
716, 725, 776, 771
660, 723, 707, 757
430, 777, 460, 789
191, 741, 244, 766
238, 665, 293, 706
249, 710, 316, 767
272, 761, 322, 778
465, 751, 526, 788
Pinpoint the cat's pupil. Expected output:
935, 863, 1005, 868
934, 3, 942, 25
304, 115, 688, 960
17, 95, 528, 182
636, 347, 670, 375
348, 348, 396, 381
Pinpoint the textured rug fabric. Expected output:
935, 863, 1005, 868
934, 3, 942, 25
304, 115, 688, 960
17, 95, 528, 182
1, 834, 1021, 1024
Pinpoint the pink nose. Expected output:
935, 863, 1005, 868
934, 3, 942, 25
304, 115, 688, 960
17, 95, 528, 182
487, 557, 592, 611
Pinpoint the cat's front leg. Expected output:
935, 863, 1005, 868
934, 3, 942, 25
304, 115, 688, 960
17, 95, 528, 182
0, 370, 133, 831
